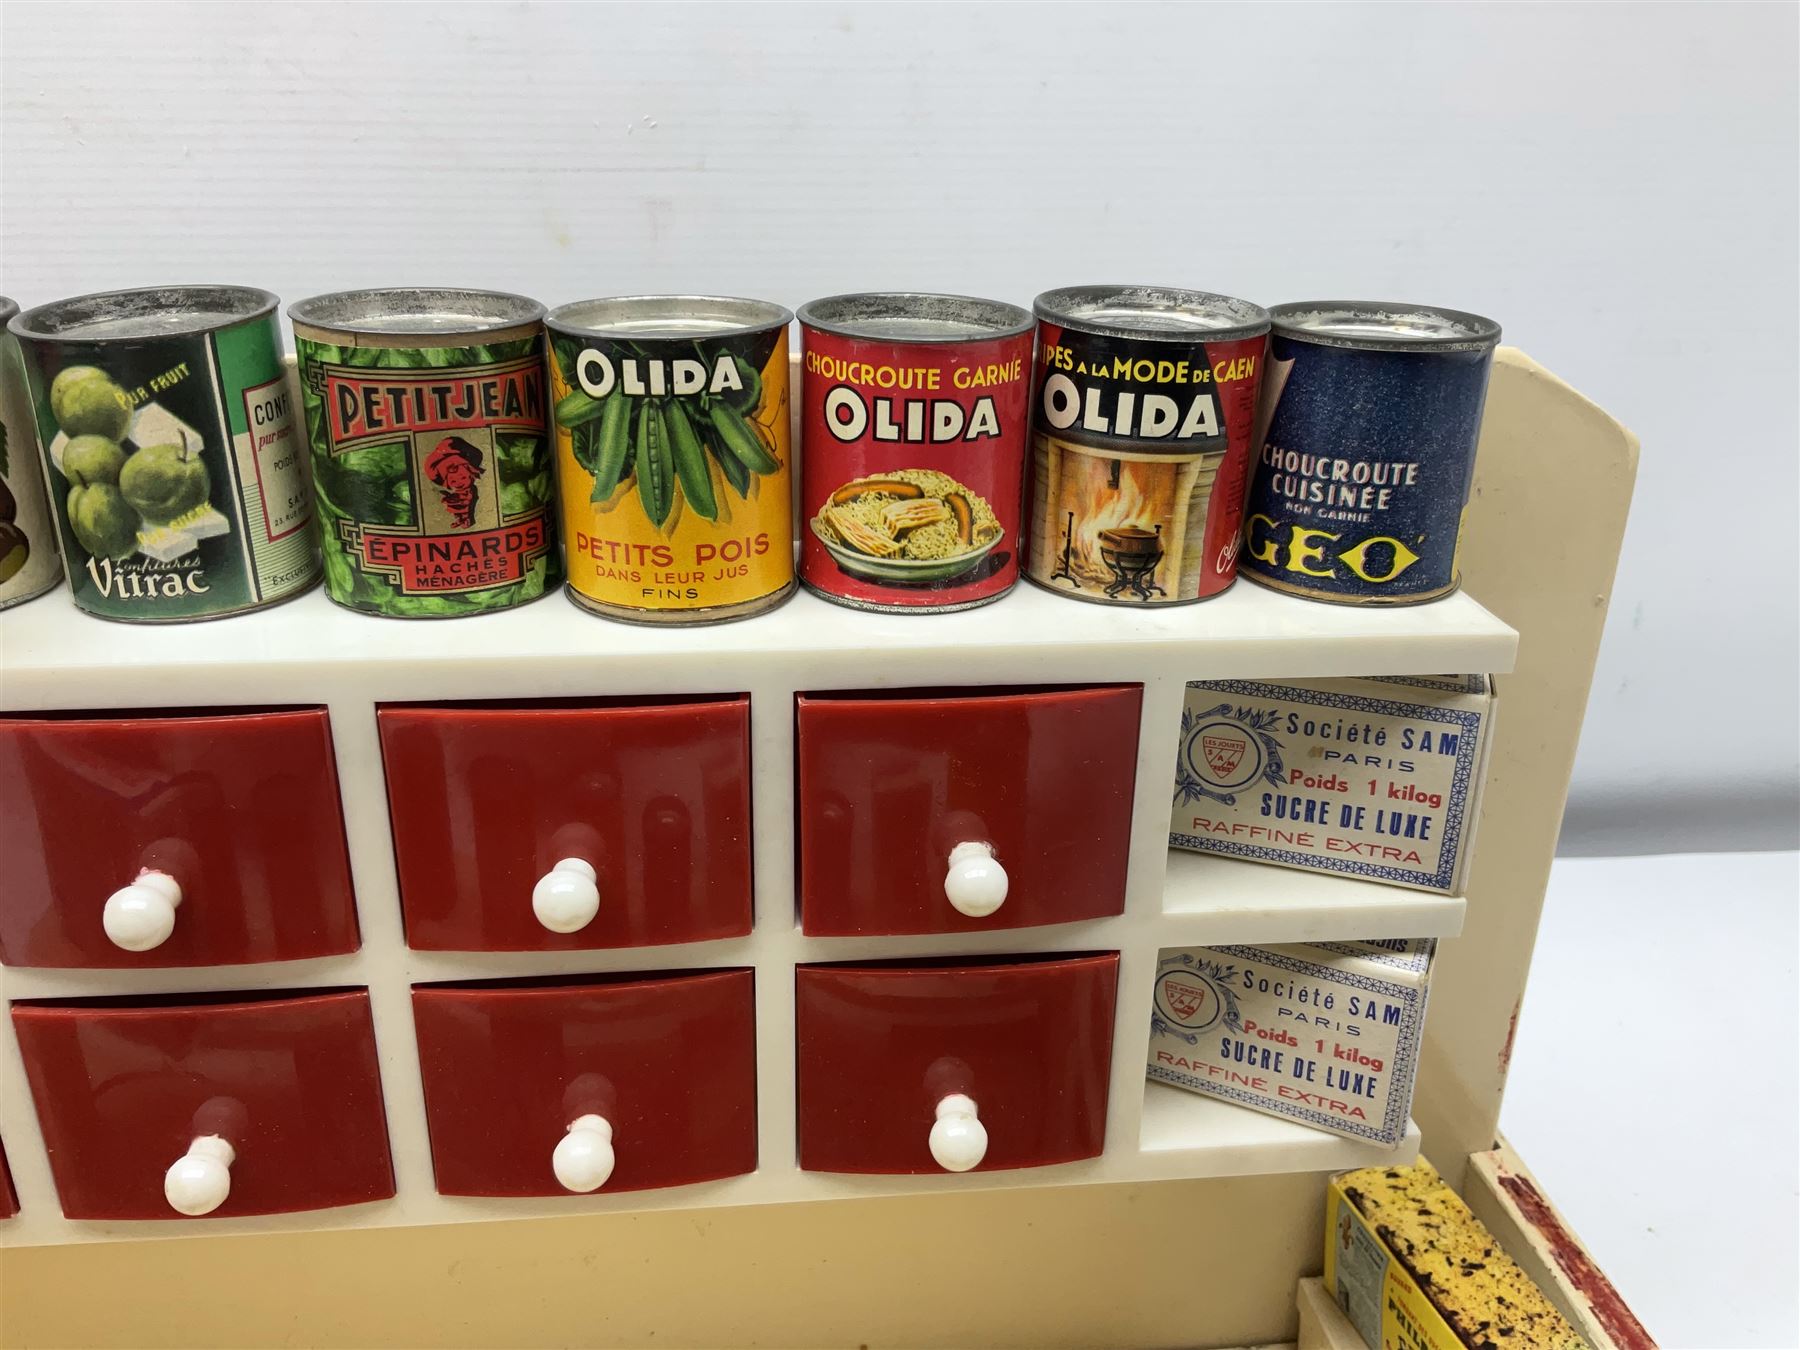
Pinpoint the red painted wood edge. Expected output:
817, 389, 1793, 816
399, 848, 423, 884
1494, 1167, 1658, 1350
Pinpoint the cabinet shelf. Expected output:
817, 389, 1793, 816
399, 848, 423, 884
1160, 851, 1466, 946
0, 575, 1516, 708
1138, 1082, 1419, 1178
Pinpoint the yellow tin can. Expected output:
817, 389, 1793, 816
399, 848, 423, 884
547, 295, 795, 625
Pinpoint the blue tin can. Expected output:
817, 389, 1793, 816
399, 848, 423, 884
1239, 302, 1500, 605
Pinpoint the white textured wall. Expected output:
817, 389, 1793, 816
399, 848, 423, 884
2, 1, 1795, 850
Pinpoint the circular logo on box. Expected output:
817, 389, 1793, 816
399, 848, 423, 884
1183, 717, 1265, 792
1155, 969, 1226, 1032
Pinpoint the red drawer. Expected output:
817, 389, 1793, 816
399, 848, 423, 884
0, 709, 359, 968
0, 1140, 16, 1218
412, 970, 758, 1196
380, 698, 753, 951
796, 953, 1119, 1174
12, 990, 393, 1220
796, 687, 1141, 935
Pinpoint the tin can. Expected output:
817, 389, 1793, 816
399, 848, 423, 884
1026, 286, 1270, 606
9, 285, 319, 623
0, 298, 62, 611
290, 288, 560, 619
547, 296, 794, 625
1239, 302, 1501, 605
799, 293, 1033, 613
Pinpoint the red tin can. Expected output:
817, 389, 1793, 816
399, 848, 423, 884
1027, 285, 1269, 606
799, 293, 1033, 613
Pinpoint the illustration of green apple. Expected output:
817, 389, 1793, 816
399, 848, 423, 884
120, 437, 209, 524
51, 366, 134, 440
68, 482, 140, 558
62, 434, 128, 487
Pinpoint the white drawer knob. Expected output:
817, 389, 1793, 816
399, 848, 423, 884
164, 1135, 234, 1216
103, 870, 183, 951
944, 842, 1007, 918
929, 1093, 987, 1172
532, 858, 599, 933
552, 1113, 615, 1193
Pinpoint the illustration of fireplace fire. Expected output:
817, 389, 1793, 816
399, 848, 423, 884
1031, 435, 1226, 602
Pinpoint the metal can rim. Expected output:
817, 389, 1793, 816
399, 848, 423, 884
9, 285, 280, 342
288, 287, 547, 342
1268, 300, 1501, 352
797, 292, 1033, 343
0, 296, 17, 329
1032, 284, 1271, 343
548, 294, 793, 339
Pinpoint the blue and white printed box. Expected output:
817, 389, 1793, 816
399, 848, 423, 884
1169, 675, 1495, 895
1148, 939, 1434, 1146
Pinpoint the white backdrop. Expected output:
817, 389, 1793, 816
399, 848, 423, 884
2, 1, 1795, 852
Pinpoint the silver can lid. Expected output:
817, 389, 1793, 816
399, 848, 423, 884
798, 293, 1032, 343
11, 285, 278, 342
549, 295, 791, 340
1270, 301, 1501, 352
289, 287, 545, 340
1033, 285, 1270, 343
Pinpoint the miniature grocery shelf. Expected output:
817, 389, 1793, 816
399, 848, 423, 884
0, 575, 1517, 696
0, 575, 1514, 1246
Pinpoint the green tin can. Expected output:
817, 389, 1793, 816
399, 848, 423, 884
289, 288, 560, 619
0, 296, 64, 611
9, 285, 320, 623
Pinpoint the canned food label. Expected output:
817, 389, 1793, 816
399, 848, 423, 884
19, 316, 319, 620
1027, 324, 1266, 604
297, 335, 559, 617
801, 328, 1031, 609
1239, 336, 1494, 601
551, 328, 792, 614
1148, 939, 1433, 1146
0, 334, 62, 608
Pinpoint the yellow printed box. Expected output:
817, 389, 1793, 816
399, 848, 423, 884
1324, 1161, 1589, 1350
1170, 675, 1495, 895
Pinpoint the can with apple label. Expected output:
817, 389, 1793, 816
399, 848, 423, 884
9, 285, 320, 623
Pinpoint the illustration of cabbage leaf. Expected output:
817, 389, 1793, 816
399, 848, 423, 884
310, 441, 414, 527
495, 431, 549, 518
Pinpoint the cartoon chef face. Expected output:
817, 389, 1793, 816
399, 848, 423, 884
424, 436, 485, 528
